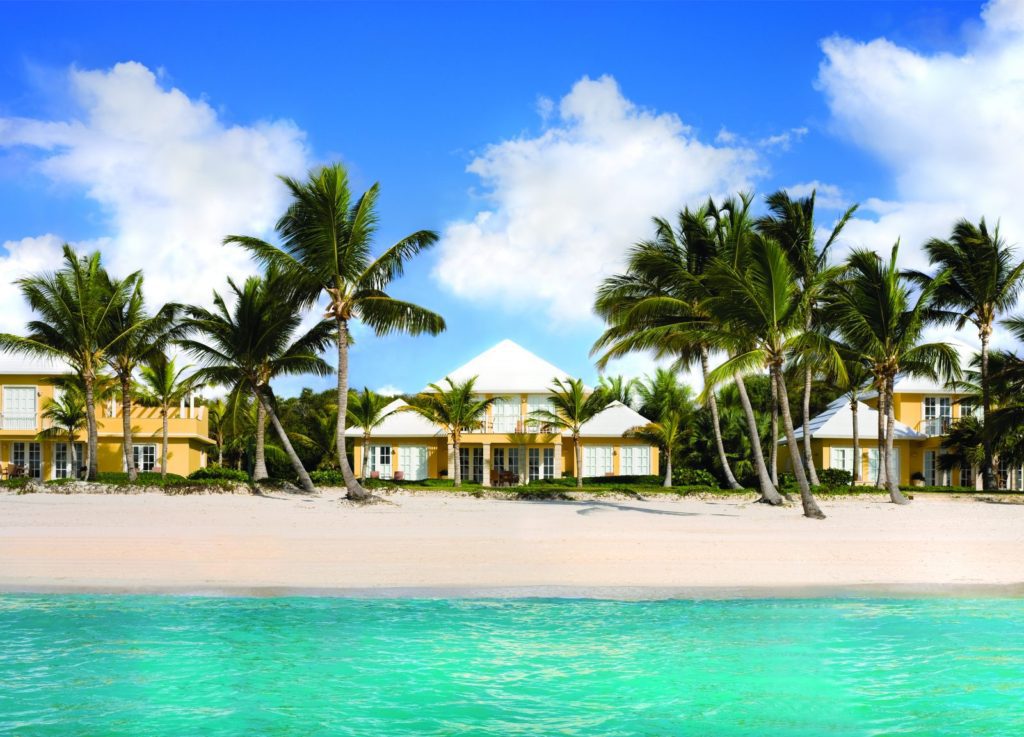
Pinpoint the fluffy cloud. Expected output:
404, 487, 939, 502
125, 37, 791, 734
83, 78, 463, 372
817, 0, 1024, 277
433, 75, 761, 323
785, 180, 848, 211
0, 62, 309, 333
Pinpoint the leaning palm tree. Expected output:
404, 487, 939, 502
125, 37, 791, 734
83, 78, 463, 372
347, 388, 399, 481
403, 377, 495, 487
178, 271, 335, 493
908, 218, 1024, 490
625, 408, 686, 487
0, 246, 132, 480
225, 163, 445, 500
757, 189, 857, 487
529, 377, 610, 488
37, 383, 87, 479
826, 242, 961, 503
136, 355, 198, 480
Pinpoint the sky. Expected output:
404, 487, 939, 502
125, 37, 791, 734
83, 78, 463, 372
2, 0, 1023, 397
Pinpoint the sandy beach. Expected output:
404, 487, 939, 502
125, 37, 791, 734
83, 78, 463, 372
1, 490, 1022, 597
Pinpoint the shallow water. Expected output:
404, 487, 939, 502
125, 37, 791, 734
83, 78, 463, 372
1, 596, 1022, 735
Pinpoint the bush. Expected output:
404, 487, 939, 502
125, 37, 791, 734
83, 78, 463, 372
819, 468, 853, 487
0, 478, 30, 490
96, 471, 188, 486
310, 469, 346, 486
672, 468, 718, 487
188, 466, 250, 482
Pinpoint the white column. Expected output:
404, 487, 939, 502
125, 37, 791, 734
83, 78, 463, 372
447, 441, 455, 480
482, 442, 491, 486
189, 393, 195, 419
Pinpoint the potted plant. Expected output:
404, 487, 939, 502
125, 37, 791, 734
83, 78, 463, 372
910, 471, 926, 488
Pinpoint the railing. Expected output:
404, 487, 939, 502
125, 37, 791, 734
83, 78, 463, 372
921, 417, 952, 436
0, 415, 37, 431
467, 418, 557, 434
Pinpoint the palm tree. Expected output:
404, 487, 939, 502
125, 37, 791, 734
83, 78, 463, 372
403, 377, 495, 487
225, 163, 445, 500
136, 355, 198, 480
528, 377, 609, 488
831, 355, 874, 485
703, 233, 834, 519
347, 388, 399, 481
0, 246, 133, 480
757, 189, 857, 487
909, 218, 1024, 490
178, 271, 335, 492
207, 398, 228, 467
37, 383, 87, 479
105, 274, 180, 481
634, 368, 690, 422
597, 375, 637, 408
626, 409, 686, 487
826, 243, 961, 503
593, 200, 745, 491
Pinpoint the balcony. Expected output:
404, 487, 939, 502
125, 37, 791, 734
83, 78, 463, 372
921, 417, 952, 436
469, 417, 558, 435
0, 414, 37, 431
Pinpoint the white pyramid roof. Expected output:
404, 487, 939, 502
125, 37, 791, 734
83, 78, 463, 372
424, 339, 576, 394
343, 399, 442, 438
781, 395, 927, 444
0, 354, 73, 375
578, 400, 652, 437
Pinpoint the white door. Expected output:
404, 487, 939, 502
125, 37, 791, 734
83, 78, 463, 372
369, 445, 392, 478
583, 446, 613, 478
620, 446, 651, 475
399, 446, 428, 480
3, 387, 37, 430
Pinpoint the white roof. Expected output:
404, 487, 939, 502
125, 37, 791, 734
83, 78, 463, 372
782, 395, 926, 443
0, 354, 73, 376
343, 399, 441, 438
424, 339, 576, 394
578, 400, 652, 437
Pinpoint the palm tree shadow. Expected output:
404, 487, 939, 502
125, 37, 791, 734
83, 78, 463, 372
566, 500, 738, 518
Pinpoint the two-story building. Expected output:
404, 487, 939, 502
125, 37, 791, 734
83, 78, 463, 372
0, 356, 214, 479
346, 340, 657, 483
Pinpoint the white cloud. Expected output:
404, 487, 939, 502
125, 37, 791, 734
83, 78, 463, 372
375, 384, 404, 397
0, 61, 309, 332
785, 180, 847, 210
758, 126, 808, 150
817, 0, 1024, 276
0, 234, 83, 334
433, 75, 761, 323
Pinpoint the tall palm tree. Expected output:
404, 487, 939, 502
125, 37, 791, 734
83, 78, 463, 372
225, 163, 445, 500
403, 377, 495, 487
136, 355, 198, 480
0, 246, 133, 480
178, 271, 335, 492
37, 383, 87, 479
826, 243, 961, 503
908, 218, 1024, 490
830, 354, 874, 485
207, 398, 228, 467
347, 388, 399, 481
703, 233, 834, 519
528, 377, 609, 488
596, 375, 637, 408
626, 409, 686, 487
757, 189, 857, 487
593, 200, 744, 491
105, 274, 180, 481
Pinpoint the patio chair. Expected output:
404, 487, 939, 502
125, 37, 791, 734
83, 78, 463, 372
8, 465, 26, 479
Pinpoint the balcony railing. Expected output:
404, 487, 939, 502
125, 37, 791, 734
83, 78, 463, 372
468, 418, 558, 434
0, 415, 37, 431
921, 417, 952, 436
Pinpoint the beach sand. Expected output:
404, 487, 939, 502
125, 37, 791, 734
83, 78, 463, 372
1, 490, 1022, 597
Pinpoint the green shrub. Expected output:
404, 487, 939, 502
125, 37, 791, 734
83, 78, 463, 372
95, 471, 188, 486
819, 468, 853, 487
310, 469, 346, 486
672, 468, 718, 487
188, 466, 250, 482
1, 477, 30, 490
899, 485, 980, 493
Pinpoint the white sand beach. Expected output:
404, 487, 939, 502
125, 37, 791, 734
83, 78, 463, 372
1, 491, 1022, 596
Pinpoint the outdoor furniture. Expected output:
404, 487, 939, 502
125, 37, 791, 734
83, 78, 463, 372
7, 465, 26, 479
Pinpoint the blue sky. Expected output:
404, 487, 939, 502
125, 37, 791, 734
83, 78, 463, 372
2, 1, 1022, 396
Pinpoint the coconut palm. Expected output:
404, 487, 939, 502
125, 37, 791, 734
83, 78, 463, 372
528, 377, 610, 488
347, 388, 399, 481
908, 218, 1024, 490
403, 377, 495, 487
831, 354, 874, 485
136, 355, 199, 480
37, 383, 87, 479
634, 368, 690, 422
207, 398, 228, 467
597, 375, 638, 408
0, 246, 134, 480
826, 243, 961, 503
178, 271, 335, 492
225, 163, 445, 500
626, 408, 688, 487
757, 189, 857, 486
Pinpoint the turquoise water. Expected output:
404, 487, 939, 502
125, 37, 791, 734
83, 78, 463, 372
1, 596, 1022, 735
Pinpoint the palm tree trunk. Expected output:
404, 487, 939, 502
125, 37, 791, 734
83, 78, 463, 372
663, 447, 672, 487
334, 318, 369, 500
161, 405, 169, 481
734, 371, 782, 504
701, 347, 742, 489
83, 372, 99, 481
217, 443, 223, 467
850, 396, 861, 485
69, 430, 77, 480
875, 383, 886, 488
253, 395, 268, 481
452, 435, 462, 487
980, 326, 995, 491
802, 364, 821, 485
775, 366, 825, 519
769, 373, 779, 486
258, 391, 315, 493
120, 375, 137, 482
575, 435, 583, 488
361, 432, 371, 482
885, 376, 910, 504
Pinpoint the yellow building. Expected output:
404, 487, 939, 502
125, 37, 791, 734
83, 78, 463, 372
346, 340, 657, 484
781, 340, 1024, 490
0, 356, 213, 480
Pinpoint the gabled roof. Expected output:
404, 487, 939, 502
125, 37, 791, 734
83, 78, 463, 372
578, 401, 651, 437
781, 395, 927, 444
424, 339, 575, 394
0, 354, 73, 376
343, 399, 441, 438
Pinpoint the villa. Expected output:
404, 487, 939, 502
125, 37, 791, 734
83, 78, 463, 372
0, 356, 213, 479
346, 339, 657, 483
782, 339, 1024, 490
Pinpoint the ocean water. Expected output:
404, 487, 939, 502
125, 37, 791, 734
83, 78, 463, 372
1, 596, 1022, 736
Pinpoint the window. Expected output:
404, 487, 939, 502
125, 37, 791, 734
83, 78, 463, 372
2, 386, 37, 431
368, 445, 392, 478
583, 446, 613, 478
459, 447, 483, 482
12, 442, 42, 479
54, 443, 85, 479
923, 397, 952, 435
960, 464, 974, 489
924, 450, 936, 487
543, 448, 555, 479
868, 448, 901, 485
528, 448, 539, 481
525, 395, 550, 431
620, 446, 651, 476
133, 444, 157, 472
492, 397, 520, 433
493, 447, 504, 470
399, 446, 428, 481
830, 447, 855, 474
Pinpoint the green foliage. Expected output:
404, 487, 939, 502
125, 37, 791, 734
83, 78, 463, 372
96, 471, 188, 486
672, 468, 718, 487
188, 466, 250, 482
819, 468, 853, 486
310, 469, 346, 486
0, 478, 30, 490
